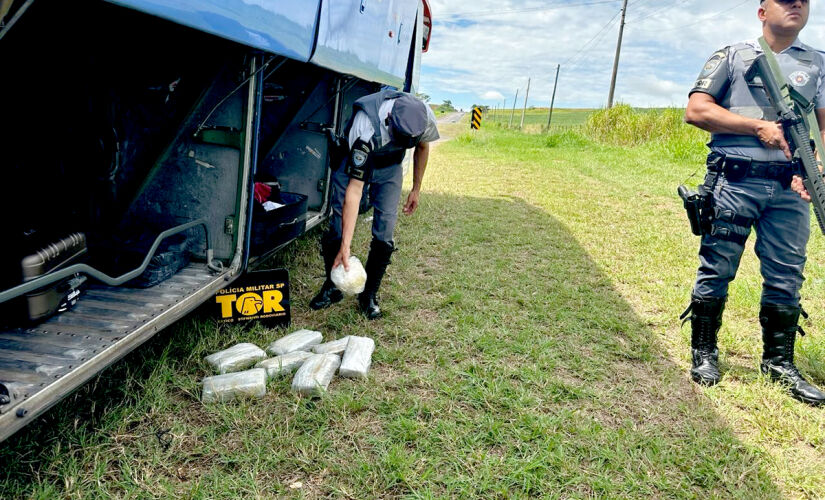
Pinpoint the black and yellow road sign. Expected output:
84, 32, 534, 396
214, 269, 290, 327
471, 106, 482, 130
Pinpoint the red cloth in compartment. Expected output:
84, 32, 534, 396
254, 182, 272, 203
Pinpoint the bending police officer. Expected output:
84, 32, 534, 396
310, 90, 439, 319
683, 0, 825, 405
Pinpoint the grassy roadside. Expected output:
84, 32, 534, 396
2, 111, 825, 498
485, 108, 593, 128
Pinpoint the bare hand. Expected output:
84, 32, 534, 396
403, 190, 420, 215
791, 175, 812, 203
332, 246, 351, 272
755, 121, 792, 160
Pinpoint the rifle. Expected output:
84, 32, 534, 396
745, 45, 825, 234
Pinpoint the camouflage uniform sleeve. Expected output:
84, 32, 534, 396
689, 47, 731, 101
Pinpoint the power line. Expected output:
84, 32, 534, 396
562, 10, 622, 68
628, 0, 691, 23
440, 0, 621, 20
629, 0, 749, 32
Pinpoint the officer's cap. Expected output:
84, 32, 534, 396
389, 94, 427, 148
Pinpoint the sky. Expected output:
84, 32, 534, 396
418, 0, 825, 110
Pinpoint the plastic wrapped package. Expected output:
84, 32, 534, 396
330, 256, 366, 295
202, 368, 267, 403
267, 329, 323, 356
204, 343, 267, 374
256, 351, 314, 378
339, 336, 375, 379
291, 353, 341, 396
312, 336, 351, 355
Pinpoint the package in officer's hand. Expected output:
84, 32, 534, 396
330, 256, 366, 295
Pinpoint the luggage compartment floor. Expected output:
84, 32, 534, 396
0, 262, 228, 440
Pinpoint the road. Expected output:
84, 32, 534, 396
438, 111, 464, 124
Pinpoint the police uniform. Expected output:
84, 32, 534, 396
310, 90, 439, 316
684, 38, 825, 404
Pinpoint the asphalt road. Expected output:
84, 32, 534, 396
438, 111, 465, 124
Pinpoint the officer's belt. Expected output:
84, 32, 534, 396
707, 152, 799, 183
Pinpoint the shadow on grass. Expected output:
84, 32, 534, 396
0, 193, 781, 498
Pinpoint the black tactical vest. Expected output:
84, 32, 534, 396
712, 41, 821, 150
351, 90, 407, 168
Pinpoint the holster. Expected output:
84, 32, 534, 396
678, 156, 718, 237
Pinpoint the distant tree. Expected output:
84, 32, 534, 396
436, 99, 456, 113
416, 92, 431, 103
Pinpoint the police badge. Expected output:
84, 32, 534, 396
789, 71, 810, 88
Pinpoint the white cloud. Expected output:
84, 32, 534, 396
482, 90, 505, 100
420, 0, 825, 109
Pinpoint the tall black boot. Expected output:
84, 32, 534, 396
760, 304, 825, 406
682, 295, 726, 386
309, 233, 344, 310
358, 239, 394, 320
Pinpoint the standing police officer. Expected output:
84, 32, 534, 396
683, 0, 825, 405
309, 90, 439, 319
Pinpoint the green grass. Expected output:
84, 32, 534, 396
2, 109, 825, 498
485, 107, 594, 129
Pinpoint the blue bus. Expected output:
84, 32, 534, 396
0, 0, 432, 441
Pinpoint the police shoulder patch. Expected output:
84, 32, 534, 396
700, 50, 727, 77
352, 149, 368, 167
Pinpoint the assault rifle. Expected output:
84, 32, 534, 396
745, 52, 825, 234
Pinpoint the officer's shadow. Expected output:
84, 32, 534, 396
366, 192, 785, 496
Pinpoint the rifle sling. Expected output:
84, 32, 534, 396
757, 36, 825, 162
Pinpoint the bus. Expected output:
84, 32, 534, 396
0, 0, 432, 442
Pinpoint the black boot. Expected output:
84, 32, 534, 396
309, 233, 344, 310
358, 239, 394, 320
682, 295, 726, 386
760, 304, 825, 406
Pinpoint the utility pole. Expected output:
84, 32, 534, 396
509, 89, 519, 128
607, 0, 628, 108
546, 64, 560, 129
520, 77, 531, 129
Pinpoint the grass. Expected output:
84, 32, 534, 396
485, 107, 594, 129
2, 109, 825, 497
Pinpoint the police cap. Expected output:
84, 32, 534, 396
389, 94, 427, 148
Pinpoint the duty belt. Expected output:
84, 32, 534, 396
707, 152, 799, 184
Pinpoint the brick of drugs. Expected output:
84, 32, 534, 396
202, 368, 266, 403
312, 336, 351, 355
291, 353, 341, 396
256, 351, 314, 378
267, 329, 323, 356
339, 336, 375, 379
204, 343, 267, 374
